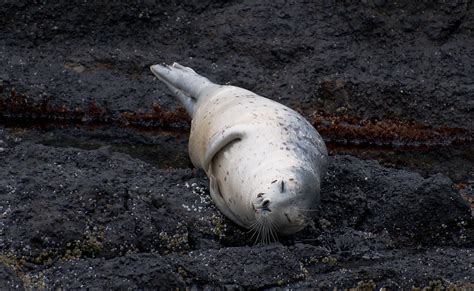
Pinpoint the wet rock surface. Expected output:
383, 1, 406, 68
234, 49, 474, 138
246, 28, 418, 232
0, 128, 472, 289
0, 1, 473, 289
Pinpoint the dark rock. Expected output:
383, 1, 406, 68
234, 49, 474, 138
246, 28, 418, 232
40, 253, 185, 289
0, 1, 472, 289
0, 262, 24, 290
289, 247, 473, 289
167, 245, 304, 288
320, 156, 471, 247
0, 131, 471, 288
0, 1, 472, 129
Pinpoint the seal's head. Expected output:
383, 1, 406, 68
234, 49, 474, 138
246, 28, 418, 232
250, 167, 320, 242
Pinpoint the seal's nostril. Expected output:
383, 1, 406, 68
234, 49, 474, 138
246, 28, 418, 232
262, 200, 270, 208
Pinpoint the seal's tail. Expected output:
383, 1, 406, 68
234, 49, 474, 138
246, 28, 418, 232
150, 62, 215, 116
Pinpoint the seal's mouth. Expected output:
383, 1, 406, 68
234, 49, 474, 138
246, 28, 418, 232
255, 203, 311, 233
255, 199, 271, 214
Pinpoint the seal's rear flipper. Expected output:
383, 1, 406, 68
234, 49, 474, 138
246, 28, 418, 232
150, 63, 215, 116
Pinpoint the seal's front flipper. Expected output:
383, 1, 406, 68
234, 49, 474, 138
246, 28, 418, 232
202, 124, 249, 171
150, 63, 216, 116
208, 165, 243, 226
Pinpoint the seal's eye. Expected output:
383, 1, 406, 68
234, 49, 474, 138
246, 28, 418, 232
257, 193, 264, 198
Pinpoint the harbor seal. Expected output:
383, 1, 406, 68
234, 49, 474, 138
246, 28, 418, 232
151, 62, 328, 241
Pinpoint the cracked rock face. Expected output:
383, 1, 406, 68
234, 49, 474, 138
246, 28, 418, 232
0, 0, 473, 289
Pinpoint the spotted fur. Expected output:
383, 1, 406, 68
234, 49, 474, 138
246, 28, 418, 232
151, 62, 328, 240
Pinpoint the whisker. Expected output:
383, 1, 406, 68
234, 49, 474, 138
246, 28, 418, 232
250, 221, 260, 242
254, 221, 263, 244
248, 227, 256, 239
264, 222, 270, 244
260, 222, 266, 244
257, 219, 265, 243
266, 219, 274, 244
246, 221, 258, 234
272, 223, 279, 241
272, 221, 279, 241
249, 232, 255, 241
262, 218, 269, 244
268, 224, 277, 243
251, 214, 288, 244
270, 217, 280, 233
267, 222, 272, 244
